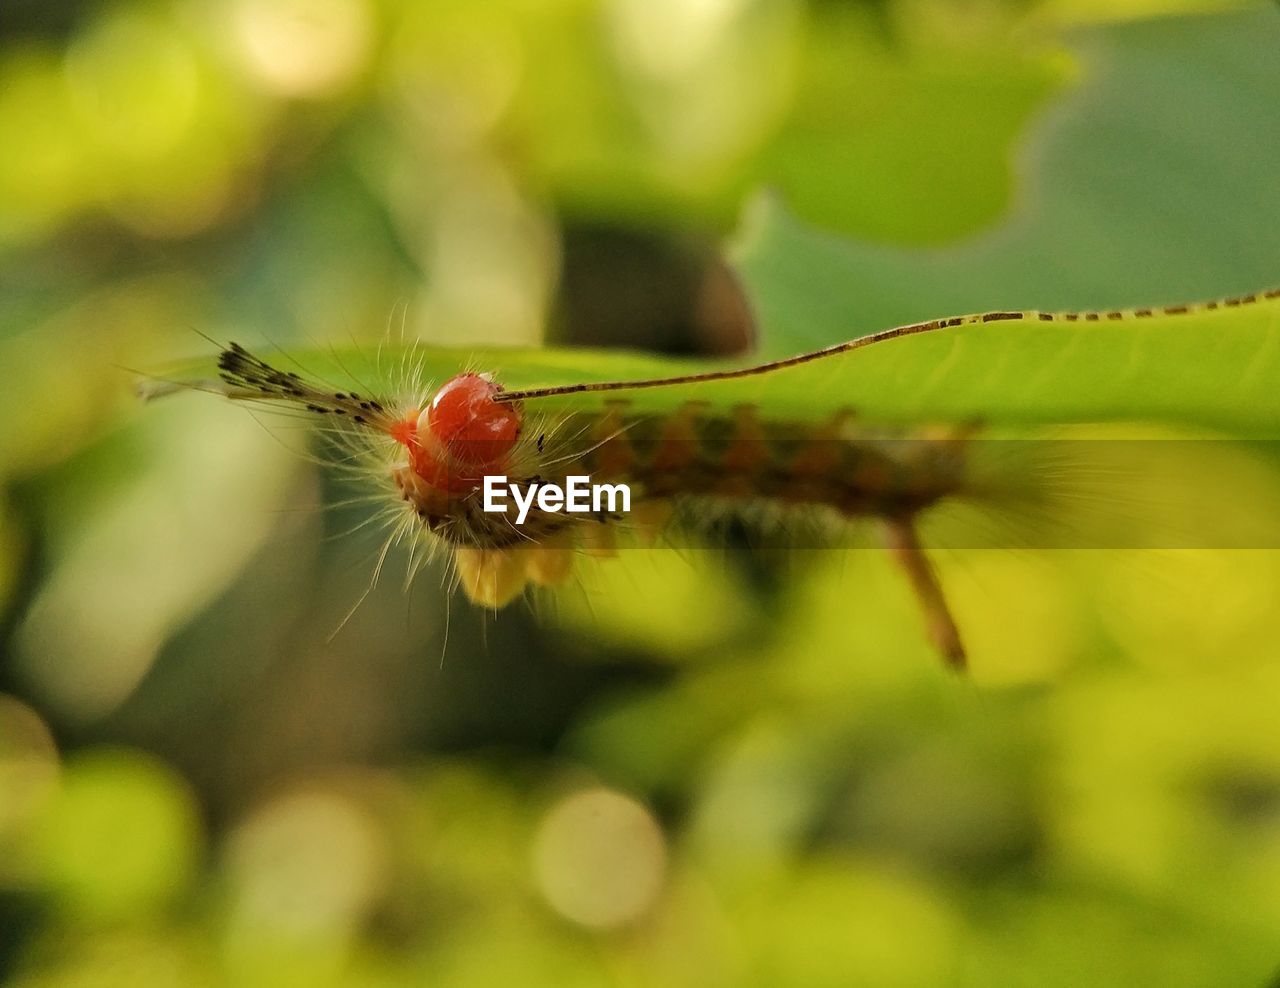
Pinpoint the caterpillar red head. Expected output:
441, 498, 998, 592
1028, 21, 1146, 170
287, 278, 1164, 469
390, 373, 523, 497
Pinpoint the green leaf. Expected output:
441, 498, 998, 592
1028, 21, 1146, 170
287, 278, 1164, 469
146, 285, 1280, 436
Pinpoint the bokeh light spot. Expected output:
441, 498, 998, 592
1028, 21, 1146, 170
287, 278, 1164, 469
224, 787, 387, 941
232, 0, 373, 99
532, 786, 667, 930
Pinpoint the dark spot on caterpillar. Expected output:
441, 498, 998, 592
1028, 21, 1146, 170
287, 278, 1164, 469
306, 405, 329, 414
333, 408, 346, 415
1135, 308, 1153, 317
1065, 313, 1079, 321
537, 434, 546, 453
359, 402, 371, 410
1107, 312, 1123, 320
335, 392, 347, 400
981, 312, 1022, 323
1264, 288, 1279, 299
1164, 305, 1189, 315
1038, 313, 1054, 321
1225, 297, 1242, 306
369, 401, 384, 413
353, 415, 365, 424
942, 317, 963, 328
1085, 313, 1100, 321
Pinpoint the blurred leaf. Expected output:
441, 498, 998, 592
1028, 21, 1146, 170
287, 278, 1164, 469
733, 8, 1280, 353
751, 5, 1067, 243
14, 401, 300, 724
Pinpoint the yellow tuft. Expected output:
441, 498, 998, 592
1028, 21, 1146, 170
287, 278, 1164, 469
525, 538, 576, 587
453, 547, 528, 608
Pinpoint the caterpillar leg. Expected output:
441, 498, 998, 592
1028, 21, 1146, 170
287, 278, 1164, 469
882, 517, 967, 671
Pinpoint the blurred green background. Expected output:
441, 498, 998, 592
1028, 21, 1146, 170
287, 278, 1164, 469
3, 0, 1280, 985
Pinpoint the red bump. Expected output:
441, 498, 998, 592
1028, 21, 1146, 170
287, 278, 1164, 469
426, 373, 521, 468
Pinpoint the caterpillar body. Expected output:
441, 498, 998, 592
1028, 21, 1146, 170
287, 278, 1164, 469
142, 286, 1280, 671
212, 342, 972, 666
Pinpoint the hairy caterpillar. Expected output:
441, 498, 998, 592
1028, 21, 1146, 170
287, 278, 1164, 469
141, 287, 1280, 670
